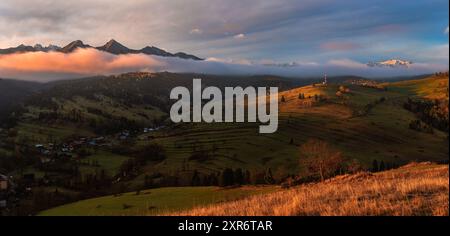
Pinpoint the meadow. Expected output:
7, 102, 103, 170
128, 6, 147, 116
38, 186, 277, 216
174, 163, 449, 216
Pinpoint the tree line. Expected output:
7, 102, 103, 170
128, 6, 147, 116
404, 98, 449, 132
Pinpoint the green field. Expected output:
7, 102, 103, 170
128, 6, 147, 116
79, 151, 130, 176
15, 122, 95, 143
38, 186, 278, 216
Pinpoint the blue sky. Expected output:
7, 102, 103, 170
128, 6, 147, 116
0, 0, 448, 80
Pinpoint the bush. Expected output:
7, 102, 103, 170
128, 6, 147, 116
299, 139, 344, 181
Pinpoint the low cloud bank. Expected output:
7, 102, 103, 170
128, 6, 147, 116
0, 48, 448, 82
0, 48, 166, 81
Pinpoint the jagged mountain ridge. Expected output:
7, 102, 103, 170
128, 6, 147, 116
0, 39, 202, 60
0, 44, 61, 54
60, 40, 92, 53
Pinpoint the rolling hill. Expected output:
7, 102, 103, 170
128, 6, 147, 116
382, 73, 449, 100
38, 162, 448, 216
129, 74, 448, 179
8, 73, 449, 174
0, 78, 42, 117
1, 72, 448, 215
174, 162, 449, 216
14, 72, 305, 135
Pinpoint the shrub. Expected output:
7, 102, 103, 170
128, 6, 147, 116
299, 139, 344, 181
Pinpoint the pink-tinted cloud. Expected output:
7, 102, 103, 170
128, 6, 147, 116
0, 48, 166, 81
327, 58, 367, 68
320, 42, 361, 51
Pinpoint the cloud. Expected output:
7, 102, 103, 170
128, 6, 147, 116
205, 57, 253, 65
0, 48, 166, 81
320, 42, 361, 51
189, 28, 202, 34
1, 49, 447, 82
233, 34, 246, 39
445, 26, 449, 35
327, 59, 366, 68
374, 24, 406, 34
403, 44, 449, 63
0, 0, 448, 65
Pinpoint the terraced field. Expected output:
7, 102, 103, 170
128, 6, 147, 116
132, 80, 448, 181
10, 75, 449, 188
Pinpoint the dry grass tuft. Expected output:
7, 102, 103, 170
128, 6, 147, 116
173, 163, 449, 216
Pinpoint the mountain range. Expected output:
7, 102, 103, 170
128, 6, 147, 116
0, 39, 202, 60
367, 59, 413, 68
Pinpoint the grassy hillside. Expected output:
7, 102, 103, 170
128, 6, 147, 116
174, 163, 449, 216
383, 74, 449, 100
38, 186, 277, 216
132, 77, 448, 181
8, 73, 448, 187
13, 72, 308, 136
3, 73, 448, 216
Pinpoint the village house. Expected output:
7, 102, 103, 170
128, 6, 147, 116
40, 157, 52, 164
118, 130, 130, 140
61, 144, 70, 153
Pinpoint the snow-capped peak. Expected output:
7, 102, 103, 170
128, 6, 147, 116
367, 59, 413, 68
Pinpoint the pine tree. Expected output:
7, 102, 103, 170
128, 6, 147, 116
221, 168, 234, 186
234, 168, 244, 185
264, 168, 275, 184
372, 160, 379, 172
379, 161, 385, 171
245, 170, 251, 184
191, 170, 201, 186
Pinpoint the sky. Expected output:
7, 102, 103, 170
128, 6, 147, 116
0, 0, 448, 81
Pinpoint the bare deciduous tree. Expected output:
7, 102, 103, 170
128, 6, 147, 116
299, 139, 344, 181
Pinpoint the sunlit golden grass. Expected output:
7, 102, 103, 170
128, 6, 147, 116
173, 163, 449, 216
277, 84, 353, 118
385, 75, 449, 100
